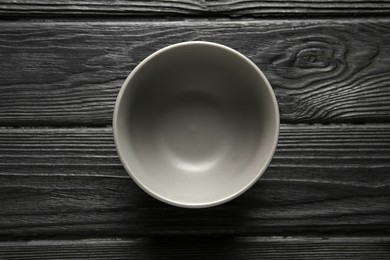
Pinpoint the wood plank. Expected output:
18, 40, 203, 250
1, 20, 390, 126
1, 0, 390, 17
0, 124, 389, 238
0, 237, 389, 259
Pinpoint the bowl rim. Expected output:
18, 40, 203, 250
113, 41, 280, 208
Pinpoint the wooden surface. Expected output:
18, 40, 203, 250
1, 0, 390, 17
1, 20, 390, 126
1, 0, 390, 259
0, 237, 389, 260
0, 125, 389, 238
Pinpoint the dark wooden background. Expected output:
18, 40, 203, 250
1, 1, 390, 259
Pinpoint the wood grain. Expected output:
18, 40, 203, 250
0, 237, 389, 259
1, 0, 390, 17
0, 124, 389, 238
1, 20, 390, 126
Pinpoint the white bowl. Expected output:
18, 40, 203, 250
113, 41, 279, 208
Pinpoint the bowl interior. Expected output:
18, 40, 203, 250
114, 42, 279, 207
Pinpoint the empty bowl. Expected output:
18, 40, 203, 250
113, 41, 279, 208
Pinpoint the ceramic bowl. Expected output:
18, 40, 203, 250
113, 41, 279, 208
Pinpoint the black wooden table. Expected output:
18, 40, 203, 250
1, 1, 390, 259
